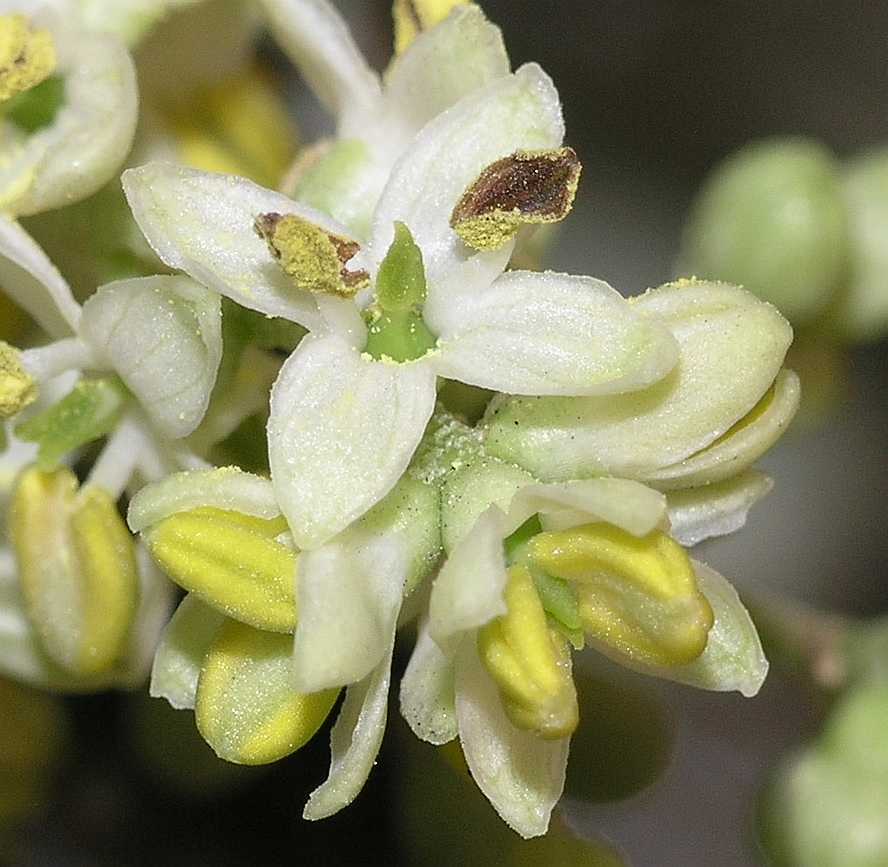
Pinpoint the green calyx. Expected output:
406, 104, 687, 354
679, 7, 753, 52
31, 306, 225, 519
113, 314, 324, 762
363, 222, 437, 362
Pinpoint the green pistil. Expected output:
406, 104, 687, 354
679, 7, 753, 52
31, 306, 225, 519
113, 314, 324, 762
363, 222, 437, 362
5, 74, 64, 132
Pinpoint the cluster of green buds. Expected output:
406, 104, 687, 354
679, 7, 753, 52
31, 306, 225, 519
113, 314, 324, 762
0, 0, 801, 842
681, 136, 888, 342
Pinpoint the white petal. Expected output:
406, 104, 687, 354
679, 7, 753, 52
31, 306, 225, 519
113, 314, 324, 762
268, 334, 436, 549
292, 535, 405, 693
598, 561, 769, 698
0, 27, 137, 216
127, 467, 280, 533
428, 506, 507, 649
149, 593, 226, 710
380, 6, 509, 152
259, 0, 381, 126
77, 0, 197, 45
367, 64, 564, 287
122, 163, 356, 329
0, 214, 80, 337
485, 281, 793, 481
303, 638, 394, 820
506, 478, 668, 538
667, 471, 774, 547
80, 275, 223, 439
399, 619, 457, 745
455, 641, 569, 838
644, 369, 801, 490
433, 270, 679, 396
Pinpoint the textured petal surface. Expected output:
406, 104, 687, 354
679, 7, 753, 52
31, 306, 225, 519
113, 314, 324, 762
292, 534, 405, 693
0, 26, 137, 216
80, 276, 222, 439
667, 471, 774, 547
399, 618, 457, 745
122, 163, 355, 329
128, 467, 280, 533
433, 270, 678, 396
0, 214, 80, 337
259, 0, 381, 126
366, 64, 564, 290
268, 335, 436, 549
455, 641, 569, 838
303, 639, 394, 820
485, 281, 792, 481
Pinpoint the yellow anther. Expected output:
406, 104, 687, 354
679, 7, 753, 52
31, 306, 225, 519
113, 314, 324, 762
144, 507, 297, 633
0, 340, 36, 418
0, 14, 55, 104
393, 0, 473, 54
171, 65, 298, 189
530, 524, 714, 667
451, 148, 582, 252
196, 619, 339, 765
254, 212, 370, 298
477, 564, 578, 739
10, 467, 139, 676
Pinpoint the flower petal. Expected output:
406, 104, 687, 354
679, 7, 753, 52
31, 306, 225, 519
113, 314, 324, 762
122, 163, 355, 329
80, 275, 223, 439
381, 6, 509, 152
292, 534, 405, 693
432, 270, 679, 395
127, 467, 280, 533
149, 593, 226, 710
643, 369, 801, 490
399, 618, 457, 745
593, 560, 769, 697
667, 471, 774, 548
484, 281, 793, 481
429, 506, 507, 649
455, 640, 569, 838
303, 638, 394, 820
0, 214, 80, 337
0, 26, 137, 216
259, 0, 381, 126
268, 334, 436, 549
366, 64, 563, 288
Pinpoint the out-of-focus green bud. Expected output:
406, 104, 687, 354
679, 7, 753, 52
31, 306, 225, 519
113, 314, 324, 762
15, 377, 128, 470
835, 148, 888, 341
10, 467, 139, 676
143, 506, 296, 633
760, 685, 888, 867
195, 618, 339, 765
531, 524, 714, 667
0, 341, 37, 418
681, 138, 846, 324
0, 14, 55, 103
477, 564, 579, 739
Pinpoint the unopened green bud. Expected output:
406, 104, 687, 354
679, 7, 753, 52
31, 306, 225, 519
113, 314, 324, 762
531, 524, 714, 667
196, 618, 339, 765
10, 467, 139, 676
680, 137, 845, 323
477, 564, 579, 739
0, 341, 37, 418
144, 507, 297, 633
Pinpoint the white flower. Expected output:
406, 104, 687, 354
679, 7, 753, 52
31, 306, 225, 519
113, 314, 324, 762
123, 64, 678, 550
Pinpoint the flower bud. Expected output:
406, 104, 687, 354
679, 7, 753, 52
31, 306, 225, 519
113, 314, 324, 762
10, 467, 139, 676
530, 524, 714, 667
196, 618, 339, 765
143, 507, 297, 633
477, 564, 579, 739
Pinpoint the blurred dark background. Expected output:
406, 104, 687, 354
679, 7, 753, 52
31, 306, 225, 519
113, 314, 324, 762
7, 1, 888, 865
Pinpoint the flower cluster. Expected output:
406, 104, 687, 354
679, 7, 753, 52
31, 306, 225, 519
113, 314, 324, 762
0, 0, 799, 838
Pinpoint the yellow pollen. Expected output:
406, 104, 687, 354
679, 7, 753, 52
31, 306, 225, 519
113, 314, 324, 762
0, 15, 56, 104
0, 340, 37, 418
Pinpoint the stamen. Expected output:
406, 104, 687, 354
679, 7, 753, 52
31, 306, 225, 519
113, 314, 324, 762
0, 14, 56, 104
0, 340, 37, 418
451, 147, 582, 251
255, 212, 369, 297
